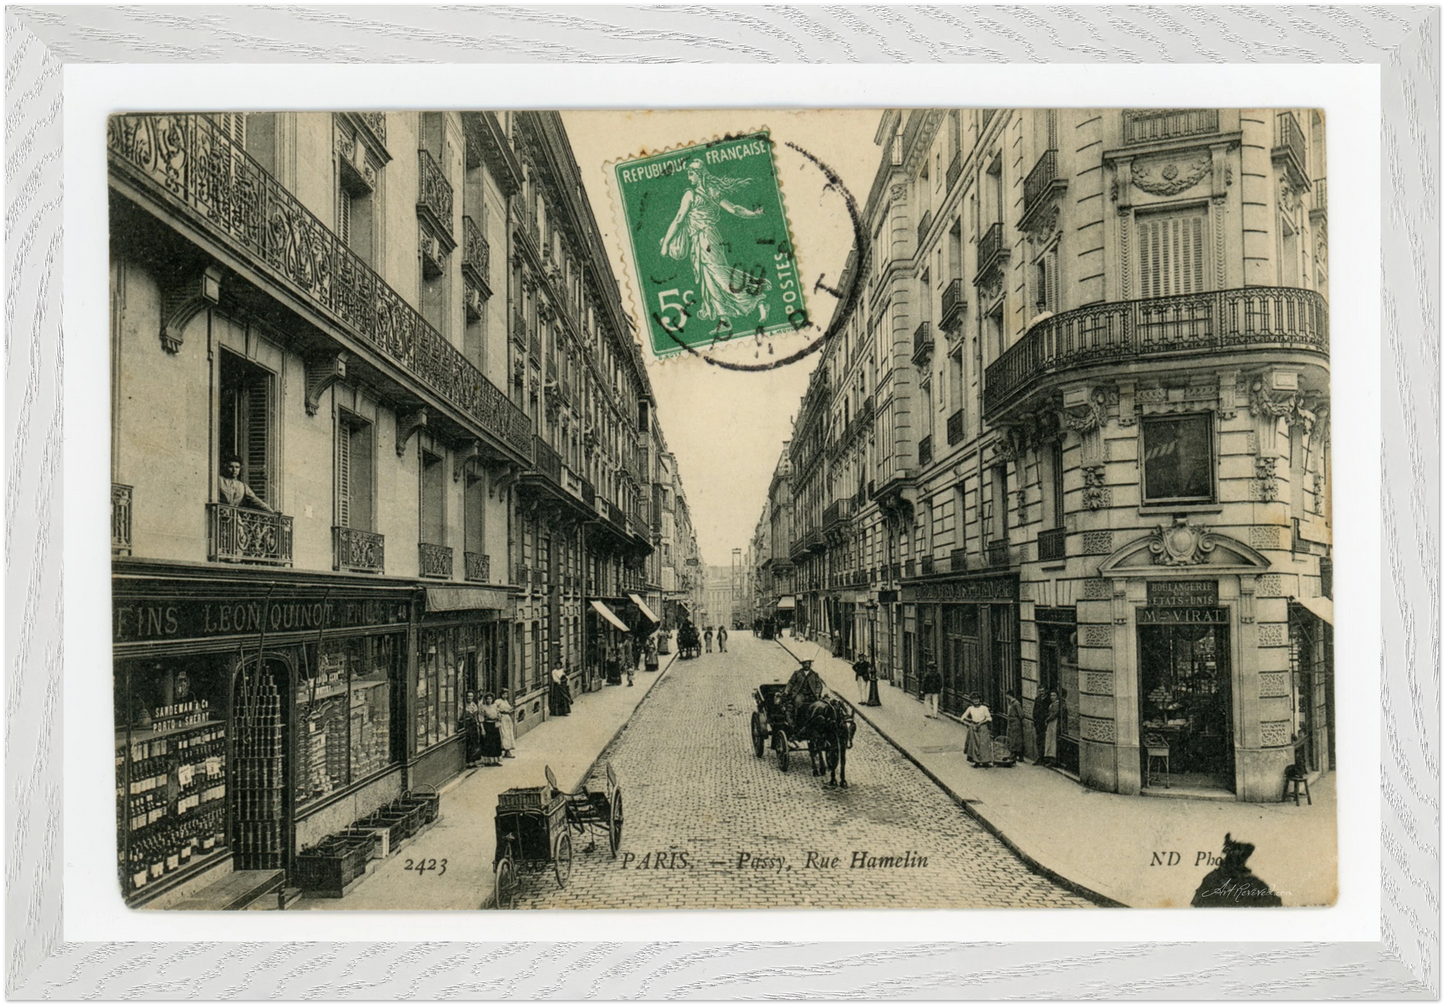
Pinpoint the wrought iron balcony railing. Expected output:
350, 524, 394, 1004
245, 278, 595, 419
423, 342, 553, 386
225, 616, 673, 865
1122, 108, 1219, 145
462, 215, 490, 293
987, 539, 1010, 569
112, 483, 133, 555
418, 542, 454, 579
940, 277, 965, 331
917, 434, 933, 469
823, 498, 852, 529
416, 148, 454, 239
984, 286, 1329, 418
917, 208, 933, 250
531, 434, 563, 485
208, 503, 293, 566
464, 551, 490, 583
1037, 527, 1067, 563
1022, 149, 1066, 229
946, 409, 964, 446
976, 221, 1008, 285
334, 526, 385, 573
912, 321, 933, 365
1311, 178, 1327, 218
1272, 111, 1311, 190
106, 115, 531, 461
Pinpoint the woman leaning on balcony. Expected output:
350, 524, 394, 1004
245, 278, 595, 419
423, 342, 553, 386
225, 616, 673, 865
218, 456, 273, 512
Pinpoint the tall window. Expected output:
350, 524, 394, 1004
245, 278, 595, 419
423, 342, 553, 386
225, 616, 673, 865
420, 450, 446, 545
1142, 414, 1214, 503
1033, 244, 1060, 315
1280, 217, 1300, 287
1041, 441, 1064, 529
990, 466, 1008, 541
985, 154, 1003, 226
218, 350, 273, 506
336, 412, 374, 531
1136, 206, 1207, 299
948, 347, 964, 413
464, 473, 487, 566
334, 115, 378, 266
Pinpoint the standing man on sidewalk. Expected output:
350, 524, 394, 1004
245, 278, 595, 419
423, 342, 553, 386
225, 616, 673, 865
853, 654, 872, 702
717, 625, 728, 653
921, 661, 942, 719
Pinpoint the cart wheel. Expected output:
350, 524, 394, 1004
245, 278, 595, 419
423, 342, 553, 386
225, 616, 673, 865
750, 712, 765, 758
554, 832, 573, 889
608, 791, 624, 858
776, 728, 790, 773
494, 855, 517, 910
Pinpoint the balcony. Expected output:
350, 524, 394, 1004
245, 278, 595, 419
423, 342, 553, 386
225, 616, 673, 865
419, 542, 454, 579
112, 483, 133, 556
1021, 149, 1066, 231
806, 528, 826, 553
462, 215, 491, 297
106, 115, 531, 463
207, 504, 293, 566
1311, 178, 1327, 221
975, 221, 1008, 286
416, 149, 454, 243
607, 501, 626, 529
917, 434, 933, 469
532, 434, 562, 485
983, 286, 1329, 419
333, 526, 385, 573
987, 539, 1010, 569
946, 409, 964, 446
946, 153, 963, 192
464, 551, 491, 583
823, 498, 853, 529
1038, 527, 1067, 563
917, 208, 933, 250
1122, 108, 1219, 145
529, 331, 542, 361
902, 324, 931, 375
940, 278, 965, 332
1272, 111, 1311, 191
950, 548, 968, 573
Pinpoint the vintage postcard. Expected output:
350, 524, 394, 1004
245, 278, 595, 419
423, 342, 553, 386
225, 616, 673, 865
107, 106, 1334, 912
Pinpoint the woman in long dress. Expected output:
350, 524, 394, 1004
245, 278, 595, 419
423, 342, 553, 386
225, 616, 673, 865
479, 693, 504, 767
660, 159, 770, 334
549, 666, 572, 716
496, 688, 516, 758
1005, 691, 1026, 764
962, 694, 994, 768
458, 691, 482, 768
1043, 689, 1061, 766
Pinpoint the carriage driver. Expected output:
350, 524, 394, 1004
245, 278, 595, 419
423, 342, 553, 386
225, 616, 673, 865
783, 660, 823, 721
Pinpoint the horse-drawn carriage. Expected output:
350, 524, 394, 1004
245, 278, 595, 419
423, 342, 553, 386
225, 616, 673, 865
676, 623, 701, 660
492, 763, 623, 909
749, 663, 856, 787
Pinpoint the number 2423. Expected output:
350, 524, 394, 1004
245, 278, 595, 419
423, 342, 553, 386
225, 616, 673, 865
404, 857, 447, 876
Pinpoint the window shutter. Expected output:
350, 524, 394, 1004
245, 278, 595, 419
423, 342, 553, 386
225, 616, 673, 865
243, 372, 270, 503
1137, 208, 1207, 298
338, 190, 352, 246
337, 419, 352, 528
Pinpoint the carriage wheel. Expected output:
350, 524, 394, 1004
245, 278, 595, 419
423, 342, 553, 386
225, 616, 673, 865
750, 713, 765, 758
776, 729, 790, 773
554, 832, 573, 889
494, 855, 518, 910
608, 791, 624, 858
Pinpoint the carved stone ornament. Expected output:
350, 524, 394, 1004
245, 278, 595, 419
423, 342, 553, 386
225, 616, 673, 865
1132, 153, 1211, 197
1278, 175, 1303, 215
1254, 456, 1279, 502
528, 373, 541, 396
1021, 205, 1060, 244
1148, 518, 1218, 566
512, 357, 526, 385
977, 270, 1004, 306
1060, 392, 1108, 434
889, 182, 907, 202
1081, 465, 1109, 511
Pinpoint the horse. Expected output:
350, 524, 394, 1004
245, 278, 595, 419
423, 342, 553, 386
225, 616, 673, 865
798, 696, 856, 788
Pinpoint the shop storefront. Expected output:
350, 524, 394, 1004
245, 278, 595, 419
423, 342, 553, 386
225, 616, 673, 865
1288, 598, 1334, 776
587, 598, 632, 686
901, 574, 1019, 719
113, 567, 413, 906
1033, 606, 1079, 773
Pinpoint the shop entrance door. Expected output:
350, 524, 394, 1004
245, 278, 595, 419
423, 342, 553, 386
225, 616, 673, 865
1137, 619, 1234, 791
1036, 620, 1079, 773
230, 655, 289, 871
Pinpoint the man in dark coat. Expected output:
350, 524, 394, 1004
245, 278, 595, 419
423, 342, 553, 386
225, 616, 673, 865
1032, 689, 1052, 764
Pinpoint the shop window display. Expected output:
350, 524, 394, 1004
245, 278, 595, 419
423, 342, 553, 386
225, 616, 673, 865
1138, 622, 1234, 789
294, 634, 401, 808
417, 626, 468, 751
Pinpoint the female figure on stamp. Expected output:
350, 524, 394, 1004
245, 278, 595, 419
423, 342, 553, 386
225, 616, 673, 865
660, 159, 770, 331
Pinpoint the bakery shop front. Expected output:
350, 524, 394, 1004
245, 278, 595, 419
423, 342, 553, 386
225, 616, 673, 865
112, 564, 415, 906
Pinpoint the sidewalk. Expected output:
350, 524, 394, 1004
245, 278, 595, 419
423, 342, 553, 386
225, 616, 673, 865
807, 644, 1336, 908
293, 656, 674, 911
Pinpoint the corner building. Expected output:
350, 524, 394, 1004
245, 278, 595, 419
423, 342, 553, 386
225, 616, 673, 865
795, 108, 1331, 802
108, 111, 692, 905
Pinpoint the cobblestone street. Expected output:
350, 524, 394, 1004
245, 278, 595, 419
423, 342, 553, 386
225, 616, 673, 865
510, 634, 1091, 909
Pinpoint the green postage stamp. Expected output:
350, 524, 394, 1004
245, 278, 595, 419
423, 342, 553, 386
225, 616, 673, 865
614, 131, 807, 357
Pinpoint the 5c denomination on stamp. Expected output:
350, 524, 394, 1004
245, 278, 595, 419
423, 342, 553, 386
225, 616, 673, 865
614, 131, 807, 357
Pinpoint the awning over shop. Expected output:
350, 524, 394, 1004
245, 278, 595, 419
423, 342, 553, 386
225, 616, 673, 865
1291, 595, 1334, 626
628, 593, 661, 624
776, 596, 796, 610
424, 586, 512, 612
590, 599, 631, 632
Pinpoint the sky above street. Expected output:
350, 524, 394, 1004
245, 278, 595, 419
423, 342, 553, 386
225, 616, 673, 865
563, 109, 883, 565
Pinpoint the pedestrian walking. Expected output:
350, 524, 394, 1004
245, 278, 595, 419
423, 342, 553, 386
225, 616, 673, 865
1005, 690, 1026, 764
717, 626, 728, 652
853, 655, 872, 702
479, 693, 504, 767
645, 634, 660, 673
921, 661, 942, 719
496, 688, 517, 758
550, 665, 573, 716
704, 626, 714, 652
1033, 689, 1052, 764
962, 694, 993, 768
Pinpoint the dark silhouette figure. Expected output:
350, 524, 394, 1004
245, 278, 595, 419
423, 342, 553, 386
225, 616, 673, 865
1191, 834, 1283, 907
